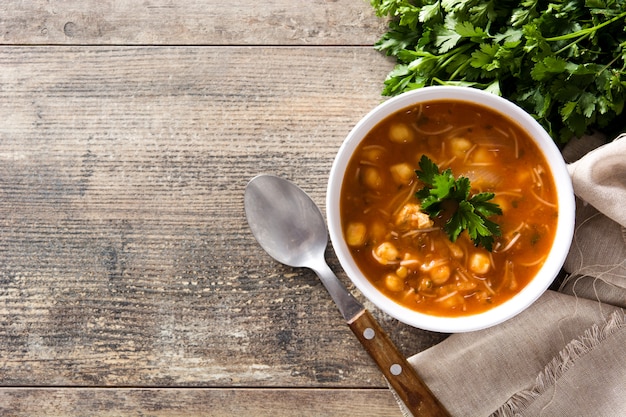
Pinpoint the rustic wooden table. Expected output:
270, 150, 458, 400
0, 2, 448, 415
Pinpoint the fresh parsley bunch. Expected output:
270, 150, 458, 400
371, 0, 626, 144
415, 155, 502, 251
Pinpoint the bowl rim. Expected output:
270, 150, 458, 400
326, 86, 575, 333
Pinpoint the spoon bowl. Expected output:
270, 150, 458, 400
244, 174, 327, 269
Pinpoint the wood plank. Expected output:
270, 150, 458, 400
0, 0, 388, 46
0, 46, 448, 387
0, 388, 403, 416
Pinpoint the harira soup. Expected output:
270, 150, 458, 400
339, 98, 560, 318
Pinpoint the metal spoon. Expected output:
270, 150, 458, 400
244, 174, 449, 417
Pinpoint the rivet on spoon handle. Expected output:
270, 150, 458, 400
349, 310, 450, 417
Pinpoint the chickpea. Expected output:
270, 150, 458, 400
389, 163, 414, 185
450, 137, 472, 156
469, 252, 491, 275
389, 123, 414, 144
369, 220, 387, 243
362, 147, 384, 162
362, 167, 383, 190
437, 291, 464, 308
472, 147, 494, 164
373, 242, 399, 265
345, 222, 367, 247
384, 273, 405, 292
430, 264, 451, 285
395, 265, 408, 279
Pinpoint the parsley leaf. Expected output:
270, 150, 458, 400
415, 155, 502, 251
371, 0, 626, 144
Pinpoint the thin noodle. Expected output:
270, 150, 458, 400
377, 208, 390, 217
414, 124, 454, 136
530, 168, 540, 187
435, 291, 459, 302
439, 156, 457, 169
483, 280, 496, 295
532, 166, 544, 188
386, 189, 411, 215
364, 192, 384, 200
476, 143, 508, 148
496, 190, 523, 197
492, 126, 510, 138
445, 125, 474, 139
423, 258, 448, 270
362, 145, 387, 152
401, 288, 416, 302
531, 187, 557, 208
359, 160, 379, 167
414, 104, 423, 120
510, 221, 528, 235
509, 271, 518, 290
401, 227, 439, 238
463, 144, 479, 163
421, 292, 437, 298
495, 232, 521, 253
456, 267, 473, 282
391, 182, 419, 216
497, 260, 515, 292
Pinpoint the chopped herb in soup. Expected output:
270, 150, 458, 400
414, 155, 502, 251
340, 99, 558, 317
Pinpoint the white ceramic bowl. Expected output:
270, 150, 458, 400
327, 86, 575, 333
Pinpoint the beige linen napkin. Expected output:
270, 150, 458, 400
397, 134, 626, 417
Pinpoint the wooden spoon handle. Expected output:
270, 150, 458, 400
348, 309, 450, 417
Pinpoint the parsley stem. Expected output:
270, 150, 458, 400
437, 44, 473, 74
544, 11, 626, 42
553, 31, 591, 56
449, 57, 472, 80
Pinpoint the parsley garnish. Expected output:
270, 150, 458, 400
415, 155, 502, 251
370, 0, 626, 143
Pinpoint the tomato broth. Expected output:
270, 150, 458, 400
340, 99, 558, 317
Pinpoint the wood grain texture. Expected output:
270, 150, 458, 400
0, 46, 447, 389
0, 0, 387, 45
0, 2, 450, 414
0, 388, 402, 416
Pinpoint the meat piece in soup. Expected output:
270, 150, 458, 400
340, 99, 558, 317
